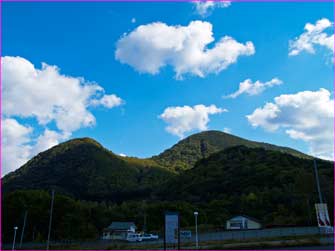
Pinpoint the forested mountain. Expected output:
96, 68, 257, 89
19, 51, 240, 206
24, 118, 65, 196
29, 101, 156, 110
2, 131, 333, 243
152, 130, 310, 171
157, 146, 333, 223
2, 138, 174, 202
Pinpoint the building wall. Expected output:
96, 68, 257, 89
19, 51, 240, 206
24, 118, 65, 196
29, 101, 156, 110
247, 220, 261, 229
226, 216, 261, 230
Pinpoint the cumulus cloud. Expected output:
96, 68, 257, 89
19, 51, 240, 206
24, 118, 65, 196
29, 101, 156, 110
115, 21, 255, 79
32, 129, 67, 157
289, 18, 334, 56
2, 56, 123, 175
3, 56, 123, 133
247, 88, 334, 160
91, 94, 124, 108
160, 104, 227, 138
193, 0, 231, 17
2, 119, 33, 175
224, 78, 283, 98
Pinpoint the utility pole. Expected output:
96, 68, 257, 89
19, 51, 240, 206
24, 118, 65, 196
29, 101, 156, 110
19, 210, 28, 248
143, 200, 147, 233
313, 159, 323, 203
46, 190, 55, 250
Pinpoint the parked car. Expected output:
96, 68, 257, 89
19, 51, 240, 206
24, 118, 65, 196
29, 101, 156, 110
148, 233, 159, 240
140, 233, 159, 241
126, 233, 143, 242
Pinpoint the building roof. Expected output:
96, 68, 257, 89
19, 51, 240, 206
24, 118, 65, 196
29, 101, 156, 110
227, 215, 261, 224
106, 221, 136, 230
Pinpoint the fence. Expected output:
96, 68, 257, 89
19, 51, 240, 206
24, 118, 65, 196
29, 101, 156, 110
183, 226, 322, 243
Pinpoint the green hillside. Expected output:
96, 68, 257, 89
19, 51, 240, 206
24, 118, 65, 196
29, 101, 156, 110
152, 130, 310, 171
158, 145, 333, 225
2, 137, 333, 244
2, 138, 174, 202
2, 146, 333, 244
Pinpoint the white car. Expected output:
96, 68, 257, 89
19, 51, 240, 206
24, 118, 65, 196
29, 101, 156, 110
140, 233, 159, 241
126, 233, 143, 242
148, 234, 159, 240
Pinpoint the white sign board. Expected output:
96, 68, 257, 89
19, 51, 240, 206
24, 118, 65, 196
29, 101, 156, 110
315, 203, 331, 227
165, 212, 179, 244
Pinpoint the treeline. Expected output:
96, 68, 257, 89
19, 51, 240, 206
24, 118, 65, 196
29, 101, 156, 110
2, 187, 332, 243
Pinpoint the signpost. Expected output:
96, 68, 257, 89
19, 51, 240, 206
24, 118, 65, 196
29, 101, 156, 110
315, 203, 331, 227
164, 212, 180, 250
313, 160, 333, 234
315, 203, 333, 233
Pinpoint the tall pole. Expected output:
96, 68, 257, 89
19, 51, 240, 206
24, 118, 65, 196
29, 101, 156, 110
46, 190, 55, 250
194, 212, 199, 249
143, 200, 147, 233
12, 226, 18, 251
313, 159, 323, 203
19, 211, 28, 248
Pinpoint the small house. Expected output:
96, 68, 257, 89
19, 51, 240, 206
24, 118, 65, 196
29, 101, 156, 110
102, 221, 137, 240
226, 215, 261, 230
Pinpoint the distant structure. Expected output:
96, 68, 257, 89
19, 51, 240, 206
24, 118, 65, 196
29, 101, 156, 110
226, 215, 262, 230
102, 221, 136, 240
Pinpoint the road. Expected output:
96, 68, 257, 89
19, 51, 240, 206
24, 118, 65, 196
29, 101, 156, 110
273, 245, 334, 250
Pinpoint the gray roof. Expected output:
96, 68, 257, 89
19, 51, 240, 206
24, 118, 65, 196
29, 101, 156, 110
228, 215, 261, 224
107, 221, 136, 230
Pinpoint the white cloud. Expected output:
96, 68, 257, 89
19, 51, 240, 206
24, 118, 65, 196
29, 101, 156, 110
289, 18, 334, 56
160, 104, 227, 138
91, 94, 124, 108
119, 153, 127, 157
2, 56, 124, 175
247, 88, 334, 160
115, 21, 255, 79
2, 118, 32, 175
131, 18, 136, 23
32, 129, 67, 157
2, 56, 123, 134
223, 127, 232, 134
224, 78, 283, 98
193, 1, 231, 17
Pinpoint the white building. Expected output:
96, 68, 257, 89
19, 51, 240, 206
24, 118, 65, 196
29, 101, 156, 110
102, 221, 136, 240
226, 215, 262, 230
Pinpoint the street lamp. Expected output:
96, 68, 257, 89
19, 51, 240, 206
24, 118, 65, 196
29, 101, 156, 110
194, 211, 199, 249
12, 226, 18, 251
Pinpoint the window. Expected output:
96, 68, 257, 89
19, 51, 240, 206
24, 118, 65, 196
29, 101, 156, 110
230, 221, 242, 228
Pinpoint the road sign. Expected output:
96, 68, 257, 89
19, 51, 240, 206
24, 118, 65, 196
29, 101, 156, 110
180, 230, 192, 239
315, 203, 331, 227
164, 212, 179, 244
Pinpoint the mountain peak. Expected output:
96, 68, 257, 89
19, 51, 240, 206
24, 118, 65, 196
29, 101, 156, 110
152, 130, 310, 171
59, 137, 103, 148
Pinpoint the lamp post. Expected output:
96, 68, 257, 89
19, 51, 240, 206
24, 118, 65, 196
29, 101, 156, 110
12, 226, 18, 251
194, 211, 199, 249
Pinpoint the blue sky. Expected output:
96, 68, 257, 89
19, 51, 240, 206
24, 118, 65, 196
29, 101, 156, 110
2, 1, 334, 175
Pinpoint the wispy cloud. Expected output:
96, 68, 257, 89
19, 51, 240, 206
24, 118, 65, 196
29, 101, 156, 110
193, 1, 231, 17
289, 18, 334, 57
224, 78, 283, 98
